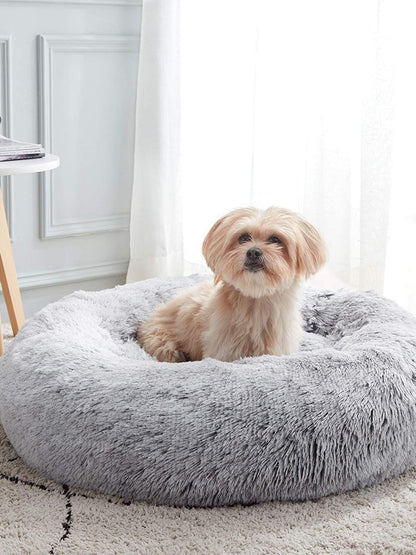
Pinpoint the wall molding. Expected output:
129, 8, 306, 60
17, 259, 128, 290
0, 36, 14, 241
38, 34, 139, 239
0, 1, 141, 6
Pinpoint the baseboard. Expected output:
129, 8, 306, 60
17, 260, 129, 290
5, 0, 141, 6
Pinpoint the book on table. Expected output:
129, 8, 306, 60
0, 135, 45, 162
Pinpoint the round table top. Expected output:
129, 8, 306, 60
0, 154, 60, 176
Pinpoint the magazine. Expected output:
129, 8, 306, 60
0, 135, 45, 162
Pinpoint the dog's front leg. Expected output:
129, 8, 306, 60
137, 303, 187, 363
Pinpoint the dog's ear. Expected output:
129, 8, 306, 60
295, 217, 327, 277
202, 215, 227, 274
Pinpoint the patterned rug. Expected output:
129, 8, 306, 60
1, 326, 416, 554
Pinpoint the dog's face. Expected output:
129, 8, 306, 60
202, 207, 326, 298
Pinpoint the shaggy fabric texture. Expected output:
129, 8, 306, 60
2, 325, 416, 554
0, 275, 416, 508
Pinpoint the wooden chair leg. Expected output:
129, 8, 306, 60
0, 190, 25, 337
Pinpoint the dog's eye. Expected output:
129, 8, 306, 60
238, 233, 252, 244
268, 235, 282, 244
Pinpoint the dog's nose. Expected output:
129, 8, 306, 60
246, 247, 263, 261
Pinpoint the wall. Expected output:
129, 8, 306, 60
0, 0, 141, 319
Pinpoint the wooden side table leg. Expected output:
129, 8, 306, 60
0, 190, 25, 336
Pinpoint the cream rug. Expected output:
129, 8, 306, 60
1, 327, 416, 554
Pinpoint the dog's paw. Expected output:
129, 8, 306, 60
154, 344, 188, 363
138, 324, 188, 363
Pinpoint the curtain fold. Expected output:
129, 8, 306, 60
128, 0, 416, 313
126, 0, 183, 283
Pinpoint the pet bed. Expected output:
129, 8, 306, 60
0, 275, 416, 507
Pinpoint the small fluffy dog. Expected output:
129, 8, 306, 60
138, 207, 326, 362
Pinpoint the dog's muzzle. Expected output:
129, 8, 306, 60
244, 247, 265, 272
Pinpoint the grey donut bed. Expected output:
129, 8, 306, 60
1, 274, 416, 508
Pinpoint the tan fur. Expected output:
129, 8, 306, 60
138, 207, 326, 362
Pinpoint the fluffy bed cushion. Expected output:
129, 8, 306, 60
1, 275, 416, 507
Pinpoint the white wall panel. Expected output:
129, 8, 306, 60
0, 35, 13, 238
38, 34, 139, 238
0, 1, 141, 318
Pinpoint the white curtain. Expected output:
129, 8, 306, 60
128, 0, 416, 314
126, 0, 183, 281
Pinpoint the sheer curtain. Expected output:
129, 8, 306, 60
128, 0, 416, 314
126, 0, 183, 281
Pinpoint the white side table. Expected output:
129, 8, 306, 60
0, 154, 60, 354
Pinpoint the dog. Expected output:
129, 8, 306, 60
138, 206, 326, 362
